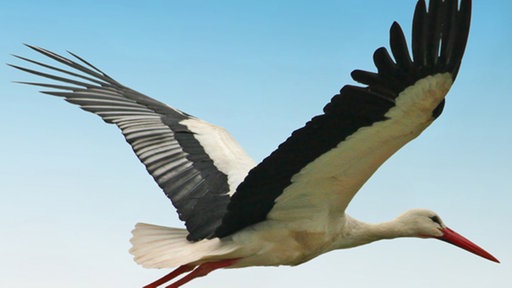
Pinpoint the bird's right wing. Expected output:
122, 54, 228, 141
11, 46, 255, 241
214, 0, 471, 238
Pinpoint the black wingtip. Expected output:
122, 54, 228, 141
23, 44, 46, 54
450, 0, 472, 80
415, 0, 428, 15
353, 0, 471, 98
66, 49, 115, 81
389, 21, 413, 71
8, 63, 28, 72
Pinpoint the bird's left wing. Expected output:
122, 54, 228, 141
11, 46, 255, 241
215, 0, 471, 237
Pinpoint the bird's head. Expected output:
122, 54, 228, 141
398, 208, 499, 263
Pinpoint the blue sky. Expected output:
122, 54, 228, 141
1, 1, 511, 287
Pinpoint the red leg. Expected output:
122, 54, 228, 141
143, 264, 195, 288
165, 258, 240, 288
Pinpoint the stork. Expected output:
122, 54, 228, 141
12, 0, 498, 287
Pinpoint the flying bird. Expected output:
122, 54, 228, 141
12, 0, 498, 287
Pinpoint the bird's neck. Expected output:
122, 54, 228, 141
334, 215, 413, 249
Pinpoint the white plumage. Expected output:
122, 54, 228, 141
12, 0, 498, 287
128, 73, 455, 270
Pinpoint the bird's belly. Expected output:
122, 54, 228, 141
229, 221, 339, 268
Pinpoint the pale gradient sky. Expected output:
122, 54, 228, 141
1, 1, 511, 287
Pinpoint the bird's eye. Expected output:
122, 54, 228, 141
430, 216, 441, 224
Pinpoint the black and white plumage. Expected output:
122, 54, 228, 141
12, 0, 498, 287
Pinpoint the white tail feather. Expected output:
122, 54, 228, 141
129, 223, 238, 268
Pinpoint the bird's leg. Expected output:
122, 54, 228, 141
164, 258, 240, 288
143, 264, 195, 288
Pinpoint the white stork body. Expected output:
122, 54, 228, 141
130, 73, 453, 270
12, 0, 499, 287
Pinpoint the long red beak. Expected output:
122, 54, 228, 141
439, 227, 499, 263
